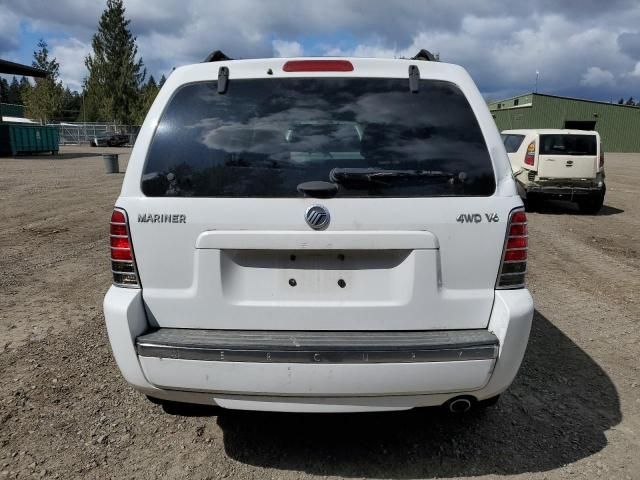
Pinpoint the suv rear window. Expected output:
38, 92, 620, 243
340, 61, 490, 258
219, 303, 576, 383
501, 134, 525, 153
142, 78, 495, 197
539, 134, 597, 156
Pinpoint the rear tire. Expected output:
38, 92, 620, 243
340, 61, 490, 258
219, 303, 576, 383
577, 190, 605, 215
524, 195, 540, 212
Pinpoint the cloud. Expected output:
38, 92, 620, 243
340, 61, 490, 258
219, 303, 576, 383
319, 13, 635, 100
627, 62, 640, 77
0, 6, 21, 54
580, 67, 616, 87
272, 40, 303, 58
50, 38, 91, 91
2, 0, 640, 100
618, 32, 640, 60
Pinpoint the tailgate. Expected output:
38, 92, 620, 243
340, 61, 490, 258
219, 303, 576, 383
123, 196, 518, 331
537, 133, 598, 179
538, 154, 597, 179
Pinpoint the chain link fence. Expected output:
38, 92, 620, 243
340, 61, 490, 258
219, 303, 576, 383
51, 122, 141, 146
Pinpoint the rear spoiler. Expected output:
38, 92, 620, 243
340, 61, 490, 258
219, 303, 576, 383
201, 49, 438, 94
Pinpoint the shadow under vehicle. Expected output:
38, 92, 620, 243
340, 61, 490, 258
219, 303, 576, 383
160, 310, 620, 478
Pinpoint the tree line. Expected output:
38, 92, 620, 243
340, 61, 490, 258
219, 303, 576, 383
617, 97, 638, 106
0, 0, 165, 125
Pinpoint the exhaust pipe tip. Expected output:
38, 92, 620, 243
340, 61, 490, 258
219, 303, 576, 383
447, 397, 474, 414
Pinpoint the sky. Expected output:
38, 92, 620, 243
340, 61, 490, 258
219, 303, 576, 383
1, 0, 640, 102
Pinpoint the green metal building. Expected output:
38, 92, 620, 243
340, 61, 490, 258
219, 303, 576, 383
489, 93, 640, 152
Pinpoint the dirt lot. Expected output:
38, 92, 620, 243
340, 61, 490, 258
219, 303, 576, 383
0, 145, 638, 479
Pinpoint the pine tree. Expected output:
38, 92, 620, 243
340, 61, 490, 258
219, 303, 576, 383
23, 39, 64, 123
133, 75, 159, 124
0, 78, 9, 103
7, 77, 21, 104
18, 77, 33, 105
59, 87, 83, 122
158, 74, 167, 88
625, 97, 636, 106
84, 0, 146, 123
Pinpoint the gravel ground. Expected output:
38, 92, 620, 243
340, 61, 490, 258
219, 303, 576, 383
0, 146, 638, 479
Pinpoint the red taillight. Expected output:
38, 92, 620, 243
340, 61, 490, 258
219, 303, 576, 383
282, 60, 354, 72
110, 208, 140, 287
111, 210, 126, 223
524, 141, 536, 166
110, 236, 130, 249
504, 249, 528, 261
497, 209, 527, 289
506, 236, 528, 249
510, 211, 527, 223
509, 223, 527, 236
110, 223, 127, 236
110, 247, 132, 261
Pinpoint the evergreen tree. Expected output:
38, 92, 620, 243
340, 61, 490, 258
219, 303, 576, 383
84, 0, 146, 123
625, 97, 636, 106
18, 77, 33, 105
7, 77, 22, 104
617, 98, 624, 104
59, 87, 83, 122
158, 74, 167, 88
23, 39, 64, 123
133, 75, 159, 124
0, 78, 9, 103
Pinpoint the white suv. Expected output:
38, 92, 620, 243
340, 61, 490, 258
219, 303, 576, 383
104, 53, 533, 413
502, 129, 606, 213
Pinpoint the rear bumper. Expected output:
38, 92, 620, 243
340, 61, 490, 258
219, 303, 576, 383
104, 287, 533, 412
518, 173, 605, 200
136, 329, 499, 363
526, 184, 603, 198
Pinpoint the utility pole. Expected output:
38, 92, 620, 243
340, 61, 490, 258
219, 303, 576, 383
82, 91, 86, 143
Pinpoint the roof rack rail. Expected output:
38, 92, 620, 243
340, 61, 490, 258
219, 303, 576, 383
203, 50, 233, 63
411, 49, 436, 62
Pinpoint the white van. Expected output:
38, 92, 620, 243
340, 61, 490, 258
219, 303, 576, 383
501, 129, 606, 213
104, 53, 533, 413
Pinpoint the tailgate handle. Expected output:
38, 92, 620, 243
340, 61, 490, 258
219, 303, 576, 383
196, 231, 438, 250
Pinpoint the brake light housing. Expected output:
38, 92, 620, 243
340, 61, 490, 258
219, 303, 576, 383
110, 208, 140, 287
282, 60, 354, 72
524, 141, 536, 166
497, 209, 528, 289
599, 145, 605, 169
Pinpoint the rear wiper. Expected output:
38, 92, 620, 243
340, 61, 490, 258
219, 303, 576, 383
329, 167, 463, 185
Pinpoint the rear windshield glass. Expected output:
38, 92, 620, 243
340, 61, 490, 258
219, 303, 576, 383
539, 134, 597, 156
142, 78, 495, 197
501, 134, 525, 153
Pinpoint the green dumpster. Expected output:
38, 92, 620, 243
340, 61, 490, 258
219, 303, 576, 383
0, 124, 59, 156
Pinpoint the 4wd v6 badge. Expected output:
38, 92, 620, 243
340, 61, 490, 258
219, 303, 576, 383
456, 213, 499, 223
